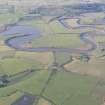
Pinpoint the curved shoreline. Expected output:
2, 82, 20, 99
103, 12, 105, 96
58, 16, 104, 29
5, 32, 97, 53
0, 14, 104, 53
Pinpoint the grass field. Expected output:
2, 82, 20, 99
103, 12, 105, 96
80, 12, 105, 25
35, 98, 53, 105
0, 92, 23, 105
0, 69, 51, 96
30, 33, 86, 48
0, 57, 42, 75
65, 57, 105, 78
43, 70, 102, 105
0, 10, 23, 25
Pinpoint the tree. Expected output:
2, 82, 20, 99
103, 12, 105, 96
79, 53, 90, 62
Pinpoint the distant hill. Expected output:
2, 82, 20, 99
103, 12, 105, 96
0, 0, 104, 6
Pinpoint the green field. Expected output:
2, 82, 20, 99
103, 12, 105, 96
31, 34, 85, 48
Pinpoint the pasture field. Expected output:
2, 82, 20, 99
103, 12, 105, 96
43, 70, 102, 105
30, 33, 86, 48
0, 92, 23, 105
